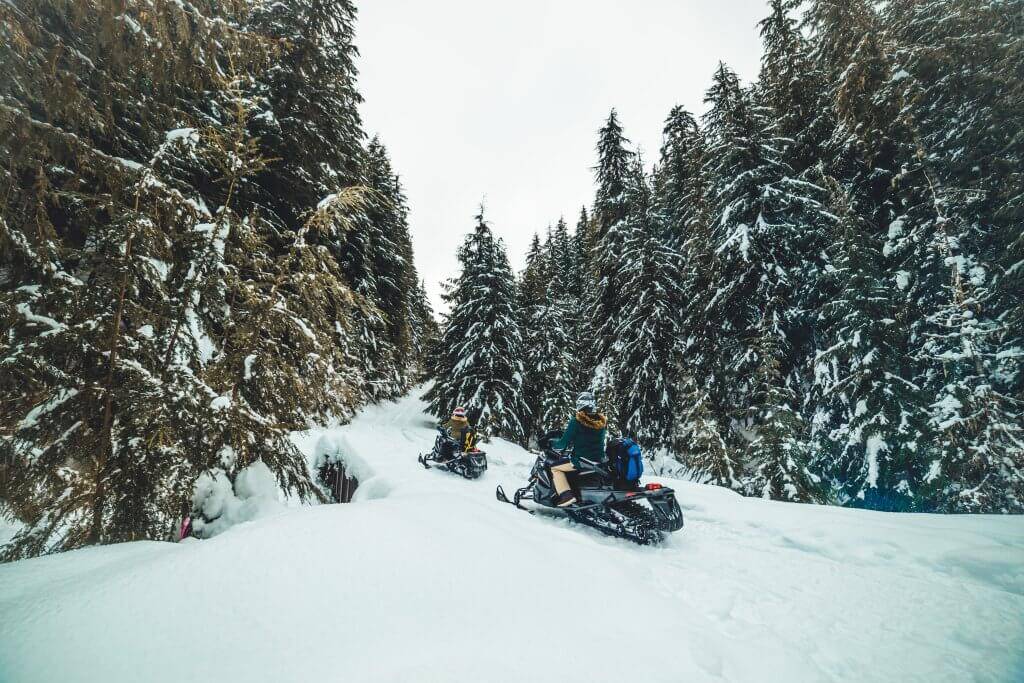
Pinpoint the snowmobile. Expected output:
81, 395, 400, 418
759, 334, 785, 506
495, 431, 684, 545
418, 427, 488, 480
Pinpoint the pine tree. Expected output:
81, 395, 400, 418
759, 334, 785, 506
674, 374, 744, 491
654, 106, 707, 248
613, 160, 685, 451
519, 231, 550, 439
590, 111, 636, 365
1, 0, 427, 557
246, 0, 366, 222
702, 63, 814, 416
810, 180, 925, 510
875, 0, 1024, 511
425, 211, 529, 442
573, 206, 596, 300
566, 207, 594, 392
407, 279, 439, 380
801, 0, 880, 84
654, 106, 734, 477
359, 137, 417, 399
758, 0, 831, 177
528, 281, 576, 435
756, 0, 837, 434
918, 289, 1024, 513
737, 301, 823, 499
744, 327, 823, 503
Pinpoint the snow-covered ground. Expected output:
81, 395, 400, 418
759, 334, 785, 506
2, 389, 1023, 682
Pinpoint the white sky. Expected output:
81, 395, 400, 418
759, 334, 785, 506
356, 0, 768, 311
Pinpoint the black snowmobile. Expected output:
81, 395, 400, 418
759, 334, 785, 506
496, 431, 684, 545
418, 427, 488, 480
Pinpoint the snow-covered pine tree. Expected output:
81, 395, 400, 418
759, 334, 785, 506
519, 232, 551, 439
1, 0, 427, 557
743, 322, 823, 503
425, 211, 529, 442
1, 164, 187, 557
246, 0, 366, 221
196, 189, 370, 529
810, 179, 925, 510
573, 206, 596, 300
360, 137, 418, 399
590, 110, 636, 367
916, 281, 1024, 512
407, 279, 439, 381
652, 106, 735, 477
526, 262, 576, 435
652, 106, 740, 485
654, 106, 707, 250
518, 225, 583, 439
245, 0, 402, 411
801, 0, 880, 85
674, 373, 745, 491
799, 5, 939, 511
757, 0, 832, 178
809, 3, 904, 231
702, 64, 808, 426
757, 0, 835, 351
613, 159, 685, 451
874, 0, 1024, 512
0, 1, 272, 555
565, 207, 595, 393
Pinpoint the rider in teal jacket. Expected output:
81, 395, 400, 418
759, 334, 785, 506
554, 403, 608, 467
550, 392, 608, 506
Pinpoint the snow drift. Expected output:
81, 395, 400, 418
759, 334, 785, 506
1, 390, 1022, 683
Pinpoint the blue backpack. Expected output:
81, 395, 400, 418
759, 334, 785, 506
609, 438, 644, 482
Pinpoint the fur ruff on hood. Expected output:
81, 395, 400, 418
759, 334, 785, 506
576, 410, 607, 430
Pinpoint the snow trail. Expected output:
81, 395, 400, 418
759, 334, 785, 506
1, 389, 1023, 682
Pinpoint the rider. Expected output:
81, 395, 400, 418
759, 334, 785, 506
550, 392, 608, 507
442, 406, 475, 460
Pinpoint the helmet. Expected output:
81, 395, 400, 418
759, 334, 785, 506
575, 392, 596, 412
452, 406, 467, 419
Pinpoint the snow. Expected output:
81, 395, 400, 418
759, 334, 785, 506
209, 394, 231, 411
253, 110, 277, 124
113, 156, 144, 171
243, 353, 256, 380
0, 515, 22, 548
18, 389, 78, 431
888, 219, 904, 239
1, 388, 1023, 683
165, 127, 198, 144
969, 265, 986, 286
115, 13, 142, 35
190, 461, 284, 538
864, 434, 887, 489
718, 222, 751, 261
15, 302, 65, 336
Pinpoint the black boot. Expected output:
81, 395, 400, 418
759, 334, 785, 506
554, 490, 578, 507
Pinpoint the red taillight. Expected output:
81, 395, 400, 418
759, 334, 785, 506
645, 483, 663, 491
625, 492, 637, 498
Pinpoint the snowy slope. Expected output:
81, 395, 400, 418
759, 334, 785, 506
2, 389, 1023, 683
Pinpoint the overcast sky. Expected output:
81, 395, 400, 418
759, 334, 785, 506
356, 0, 768, 311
